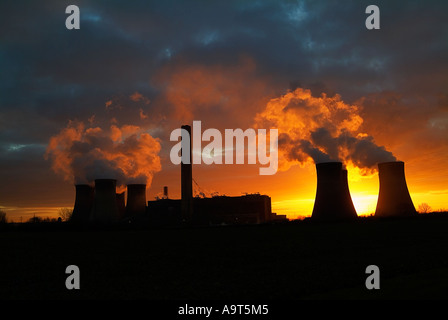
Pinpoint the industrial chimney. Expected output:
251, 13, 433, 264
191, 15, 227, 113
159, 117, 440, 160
311, 162, 358, 221
125, 184, 147, 217
375, 161, 416, 217
181, 124, 193, 222
90, 179, 120, 223
163, 186, 168, 199
71, 184, 94, 223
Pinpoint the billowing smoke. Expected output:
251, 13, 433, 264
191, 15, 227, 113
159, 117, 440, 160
255, 88, 396, 174
45, 120, 162, 188
152, 57, 273, 130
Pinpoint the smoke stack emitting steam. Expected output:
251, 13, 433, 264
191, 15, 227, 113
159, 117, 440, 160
256, 88, 407, 219
90, 179, 120, 223
311, 162, 358, 221
375, 161, 416, 217
45, 120, 162, 190
52, 87, 414, 223
71, 184, 94, 223
125, 184, 147, 217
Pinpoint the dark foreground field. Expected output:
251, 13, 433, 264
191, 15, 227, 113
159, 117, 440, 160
1, 215, 447, 301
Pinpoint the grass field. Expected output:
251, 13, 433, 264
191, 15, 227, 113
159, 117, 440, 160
1, 214, 447, 300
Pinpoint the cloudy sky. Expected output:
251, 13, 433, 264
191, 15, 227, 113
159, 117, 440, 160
1, 0, 447, 221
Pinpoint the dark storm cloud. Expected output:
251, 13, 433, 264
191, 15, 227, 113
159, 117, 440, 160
0, 0, 447, 207
0, 143, 72, 206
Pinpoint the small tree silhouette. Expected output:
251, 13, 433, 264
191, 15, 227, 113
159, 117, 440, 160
0, 210, 7, 224
58, 208, 73, 221
418, 203, 432, 214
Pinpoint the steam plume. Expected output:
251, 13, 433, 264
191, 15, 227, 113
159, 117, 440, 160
45, 120, 162, 188
255, 88, 396, 174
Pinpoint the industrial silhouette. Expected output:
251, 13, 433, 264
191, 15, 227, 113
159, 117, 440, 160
116, 191, 126, 218
70, 124, 284, 226
311, 162, 358, 221
125, 184, 147, 218
70, 125, 417, 226
181, 124, 193, 222
71, 184, 94, 223
375, 161, 417, 217
90, 179, 121, 223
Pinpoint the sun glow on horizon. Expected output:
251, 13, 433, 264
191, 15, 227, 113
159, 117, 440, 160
272, 198, 314, 220
351, 194, 377, 216
1, 206, 62, 223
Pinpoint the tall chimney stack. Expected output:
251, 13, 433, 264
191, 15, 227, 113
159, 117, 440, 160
163, 186, 168, 199
375, 161, 416, 217
71, 184, 94, 223
311, 162, 358, 221
125, 184, 147, 217
90, 179, 120, 223
181, 125, 193, 222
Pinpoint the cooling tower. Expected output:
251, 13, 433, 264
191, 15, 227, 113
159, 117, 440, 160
181, 124, 193, 221
90, 179, 120, 223
125, 184, 147, 217
116, 192, 126, 218
375, 161, 416, 217
311, 162, 358, 221
71, 184, 94, 223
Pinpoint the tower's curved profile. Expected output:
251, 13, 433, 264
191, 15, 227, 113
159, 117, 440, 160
341, 169, 358, 218
90, 179, 120, 223
311, 162, 358, 221
71, 184, 94, 223
375, 161, 416, 217
125, 184, 147, 217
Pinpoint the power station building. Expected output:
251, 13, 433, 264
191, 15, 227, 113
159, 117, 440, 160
70, 124, 416, 226
147, 124, 283, 226
70, 124, 283, 226
71, 182, 278, 226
